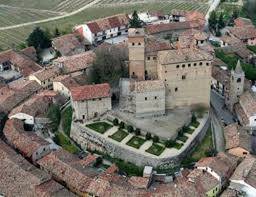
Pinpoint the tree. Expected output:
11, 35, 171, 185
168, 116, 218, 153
127, 125, 134, 133
135, 128, 141, 136
129, 10, 142, 28
90, 45, 128, 86
113, 118, 119, 126
191, 113, 197, 123
153, 135, 159, 143
47, 104, 61, 133
218, 12, 225, 29
146, 132, 151, 140
54, 27, 61, 37
208, 11, 218, 32
26, 27, 51, 50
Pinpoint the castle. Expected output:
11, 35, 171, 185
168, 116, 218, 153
120, 28, 213, 117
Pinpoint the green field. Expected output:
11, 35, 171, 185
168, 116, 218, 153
0, 0, 210, 50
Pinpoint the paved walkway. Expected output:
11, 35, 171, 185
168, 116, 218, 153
0, 0, 102, 30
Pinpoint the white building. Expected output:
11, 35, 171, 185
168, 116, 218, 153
74, 14, 129, 45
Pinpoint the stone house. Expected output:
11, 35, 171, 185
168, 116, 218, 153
29, 66, 61, 89
3, 119, 54, 163
224, 123, 251, 157
70, 83, 112, 121
52, 33, 85, 56
74, 14, 129, 45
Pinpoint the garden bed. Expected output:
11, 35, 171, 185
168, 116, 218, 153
173, 142, 183, 150
177, 135, 188, 143
146, 143, 165, 156
86, 122, 112, 134
109, 129, 128, 142
126, 136, 146, 149
191, 120, 200, 128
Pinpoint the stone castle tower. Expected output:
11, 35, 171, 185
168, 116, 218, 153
226, 60, 245, 112
128, 28, 145, 80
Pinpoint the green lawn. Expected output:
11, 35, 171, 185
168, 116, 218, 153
86, 122, 112, 134
54, 132, 80, 154
109, 129, 128, 142
146, 143, 165, 156
247, 45, 256, 54
126, 136, 146, 149
61, 106, 72, 136
182, 128, 213, 165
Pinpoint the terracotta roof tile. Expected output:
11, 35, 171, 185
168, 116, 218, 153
32, 66, 60, 82
71, 83, 111, 101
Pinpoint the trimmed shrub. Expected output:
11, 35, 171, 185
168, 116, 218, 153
135, 128, 141, 136
191, 113, 197, 123
146, 132, 151, 140
165, 139, 175, 148
153, 135, 159, 143
127, 125, 134, 133
119, 121, 125, 129
113, 118, 119, 126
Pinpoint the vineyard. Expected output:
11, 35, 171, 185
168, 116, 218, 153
0, 0, 210, 50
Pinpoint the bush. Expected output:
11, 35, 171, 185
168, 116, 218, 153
47, 104, 61, 133
178, 129, 184, 137
119, 121, 125, 129
94, 157, 103, 167
135, 128, 141, 136
165, 139, 175, 148
113, 118, 119, 126
127, 125, 134, 133
146, 132, 151, 140
191, 113, 197, 123
62, 106, 72, 136
153, 135, 159, 143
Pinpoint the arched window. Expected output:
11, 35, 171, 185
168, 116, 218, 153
237, 78, 241, 83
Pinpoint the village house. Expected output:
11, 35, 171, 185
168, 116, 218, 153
229, 155, 256, 196
29, 66, 60, 89
228, 19, 256, 46
195, 152, 239, 186
8, 94, 52, 127
52, 33, 85, 56
219, 35, 241, 47
234, 91, 256, 127
70, 83, 112, 121
3, 118, 54, 163
0, 79, 42, 114
178, 29, 209, 48
0, 140, 73, 197
234, 17, 254, 27
53, 50, 95, 76
187, 168, 221, 197
74, 14, 129, 45
224, 123, 251, 157
0, 48, 41, 82
53, 75, 80, 98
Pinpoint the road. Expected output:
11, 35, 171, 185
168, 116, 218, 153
0, 0, 102, 31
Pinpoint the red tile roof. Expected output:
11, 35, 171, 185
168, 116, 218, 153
71, 83, 111, 101
3, 119, 50, 159
0, 49, 41, 77
52, 33, 84, 56
85, 14, 129, 34
229, 26, 256, 40
234, 17, 253, 27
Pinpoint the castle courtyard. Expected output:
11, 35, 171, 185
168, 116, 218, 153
111, 107, 192, 140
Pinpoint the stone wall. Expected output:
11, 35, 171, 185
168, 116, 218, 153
70, 115, 210, 168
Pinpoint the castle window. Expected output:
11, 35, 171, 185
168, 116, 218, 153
147, 57, 150, 60
165, 70, 167, 73
237, 78, 241, 83
145, 97, 147, 101
132, 43, 135, 46
206, 62, 209, 66
182, 75, 186, 80
165, 79, 167, 81
176, 65, 180, 68
138, 42, 141, 45
175, 87, 178, 92
199, 62, 203, 66
153, 57, 157, 60
188, 64, 191, 67
155, 96, 157, 99
194, 63, 197, 66
182, 64, 185, 68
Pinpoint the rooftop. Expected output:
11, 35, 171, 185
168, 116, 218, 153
158, 47, 213, 65
239, 91, 256, 118
52, 33, 84, 56
31, 66, 60, 82
70, 83, 111, 101
229, 26, 256, 40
